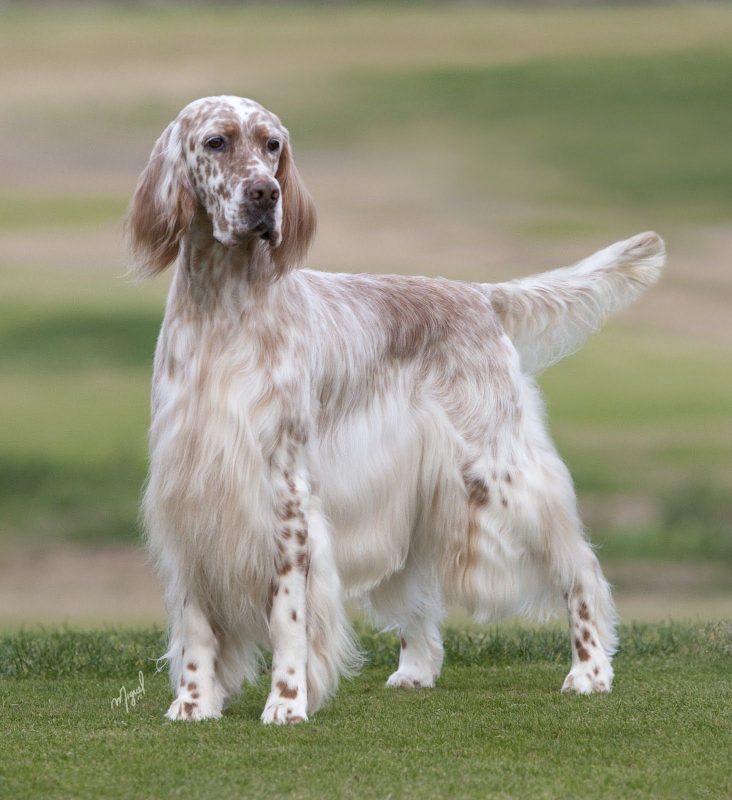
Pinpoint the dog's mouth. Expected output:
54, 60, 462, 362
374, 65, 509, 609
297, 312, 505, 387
254, 224, 282, 248
214, 220, 281, 248
252, 221, 275, 243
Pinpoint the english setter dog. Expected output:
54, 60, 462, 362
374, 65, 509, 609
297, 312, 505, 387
127, 96, 665, 724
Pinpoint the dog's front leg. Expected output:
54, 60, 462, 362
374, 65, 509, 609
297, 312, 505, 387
261, 469, 310, 725
166, 596, 225, 721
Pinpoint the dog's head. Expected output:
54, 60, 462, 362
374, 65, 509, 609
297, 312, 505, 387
127, 96, 316, 278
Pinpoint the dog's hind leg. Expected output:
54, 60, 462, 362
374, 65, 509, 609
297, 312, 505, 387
559, 552, 617, 694
456, 398, 617, 693
368, 553, 445, 689
526, 447, 618, 693
558, 529, 617, 694
512, 443, 618, 694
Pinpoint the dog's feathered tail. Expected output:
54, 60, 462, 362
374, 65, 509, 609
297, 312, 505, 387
489, 231, 665, 375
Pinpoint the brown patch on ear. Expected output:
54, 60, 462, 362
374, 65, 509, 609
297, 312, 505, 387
126, 121, 196, 279
272, 138, 316, 276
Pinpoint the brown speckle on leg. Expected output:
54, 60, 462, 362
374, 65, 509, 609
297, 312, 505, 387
276, 680, 298, 699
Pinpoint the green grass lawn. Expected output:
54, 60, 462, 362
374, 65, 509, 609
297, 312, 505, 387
2, 623, 730, 799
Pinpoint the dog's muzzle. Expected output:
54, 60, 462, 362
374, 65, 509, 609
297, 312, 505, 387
243, 177, 282, 245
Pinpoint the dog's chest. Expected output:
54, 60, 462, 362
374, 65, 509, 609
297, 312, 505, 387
151, 327, 291, 517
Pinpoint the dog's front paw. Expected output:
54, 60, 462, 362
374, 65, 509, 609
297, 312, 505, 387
166, 696, 222, 721
261, 696, 308, 725
385, 668, 435, 689
561, 661, 613, 694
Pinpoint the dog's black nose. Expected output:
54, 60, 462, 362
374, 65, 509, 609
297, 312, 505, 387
247, 178, 280, 208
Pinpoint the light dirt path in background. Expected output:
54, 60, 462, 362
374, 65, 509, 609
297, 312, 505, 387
0, 545, 165, 627
1, 544, 730, 627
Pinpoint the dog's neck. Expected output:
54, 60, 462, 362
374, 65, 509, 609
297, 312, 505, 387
174, 209, 282, 318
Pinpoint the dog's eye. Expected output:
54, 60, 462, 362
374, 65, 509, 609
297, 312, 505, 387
204, 136, 225, 151
266, 138, 281, 154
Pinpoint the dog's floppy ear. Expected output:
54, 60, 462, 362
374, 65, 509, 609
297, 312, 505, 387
272, 137, 317, 276
126, 122, 196, 279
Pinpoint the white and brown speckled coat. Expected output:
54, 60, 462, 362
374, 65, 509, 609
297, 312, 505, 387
126, 96, 665, 724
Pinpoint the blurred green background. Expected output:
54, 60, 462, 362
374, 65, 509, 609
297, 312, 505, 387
1, 2, 730, 624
